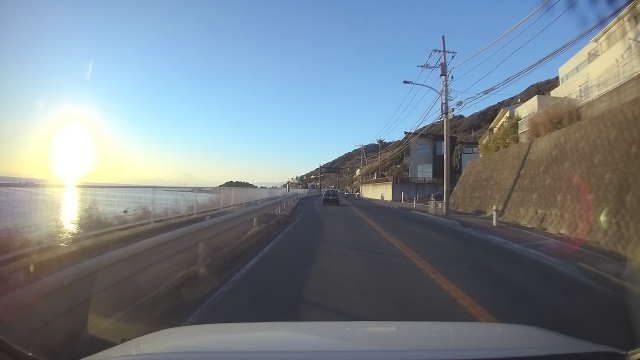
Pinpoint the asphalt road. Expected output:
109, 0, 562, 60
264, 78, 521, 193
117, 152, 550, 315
189, 195, 637, 350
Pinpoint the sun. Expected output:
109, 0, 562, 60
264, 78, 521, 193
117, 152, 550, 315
51, 122, 95, 185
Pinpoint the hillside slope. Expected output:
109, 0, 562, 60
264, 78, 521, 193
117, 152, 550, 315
301, 77, 558, 185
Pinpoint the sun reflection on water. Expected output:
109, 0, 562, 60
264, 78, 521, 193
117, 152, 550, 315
60, 185, 79, 243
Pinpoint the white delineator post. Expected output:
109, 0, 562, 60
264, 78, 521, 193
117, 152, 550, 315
413, 196, 416, 209
492, 205, 497, 227
401, 191, 404, 203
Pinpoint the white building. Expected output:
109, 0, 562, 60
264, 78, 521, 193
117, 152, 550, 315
550, 1, 640, 103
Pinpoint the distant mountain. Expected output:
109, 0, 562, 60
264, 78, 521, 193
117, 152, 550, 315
219, 181, 257, 188
300, 76, 559, 185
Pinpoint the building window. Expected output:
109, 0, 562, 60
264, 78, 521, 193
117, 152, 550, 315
416, 164, 432, 179
463, 145, 479, 154
435, 141, 443, 155
414, 143, 431, 155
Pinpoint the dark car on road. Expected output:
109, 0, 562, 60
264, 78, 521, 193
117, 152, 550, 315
322, 190, 340, 206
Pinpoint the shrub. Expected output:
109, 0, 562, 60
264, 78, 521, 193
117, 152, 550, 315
529, 102, 581, 138
479, 116, 519, 155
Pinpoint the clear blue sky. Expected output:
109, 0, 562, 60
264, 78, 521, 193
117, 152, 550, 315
0, 0, 626, 185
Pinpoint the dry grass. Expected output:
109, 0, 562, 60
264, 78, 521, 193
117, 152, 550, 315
529, 102, 581, 138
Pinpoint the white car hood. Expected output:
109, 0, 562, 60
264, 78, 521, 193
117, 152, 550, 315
84, 321, 621, 360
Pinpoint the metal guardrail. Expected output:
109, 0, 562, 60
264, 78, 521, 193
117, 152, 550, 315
0, 192, 303, 296
0, 185, 307, 257
0, 192, 305, 357
425, 200, 446, 216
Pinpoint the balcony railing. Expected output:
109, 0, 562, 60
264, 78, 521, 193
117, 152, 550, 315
406, 177, 443, 184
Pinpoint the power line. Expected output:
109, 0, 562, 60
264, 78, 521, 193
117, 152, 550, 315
453, 0, 562, 84
458, 1, 629, 111
460, 1, 573, 95
368, 95, 441, 171
377, 55, 441, 141
373, 51, 436, 139
373, 69, 423, 139
381, 81, 430, 138
369, 41, 455, 175
454, 0, 552, 70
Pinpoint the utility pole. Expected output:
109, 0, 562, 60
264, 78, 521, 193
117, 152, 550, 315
377, 139, 383, 179
432, 35, 455, 215
412, 39, 455, 213
440, 35, 450, 215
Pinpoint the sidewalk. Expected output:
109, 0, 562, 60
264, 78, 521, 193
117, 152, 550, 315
362, 198, 637, 295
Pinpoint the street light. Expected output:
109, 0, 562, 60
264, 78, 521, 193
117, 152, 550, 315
402, 80, 441, 96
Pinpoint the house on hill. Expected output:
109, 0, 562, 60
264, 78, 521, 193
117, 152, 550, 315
484, 2, 640, 144
550, 1, 640, 105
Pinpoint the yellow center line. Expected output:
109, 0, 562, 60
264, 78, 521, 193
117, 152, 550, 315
349, 203, 497, 322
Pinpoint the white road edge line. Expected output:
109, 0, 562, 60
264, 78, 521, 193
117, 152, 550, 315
407, 209, 616, 295
184, 214, 303, 325
410, 210, 461, 228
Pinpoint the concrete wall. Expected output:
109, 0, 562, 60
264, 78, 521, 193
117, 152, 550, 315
361, 182, 441, 202
393, 183, 442, 202
361, 182, 393, 201
451, 84, 640, 259
579, 72, 640, 120
450, 142, 530, 215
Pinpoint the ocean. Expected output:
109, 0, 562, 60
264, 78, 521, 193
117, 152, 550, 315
0, 179, 285, 252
